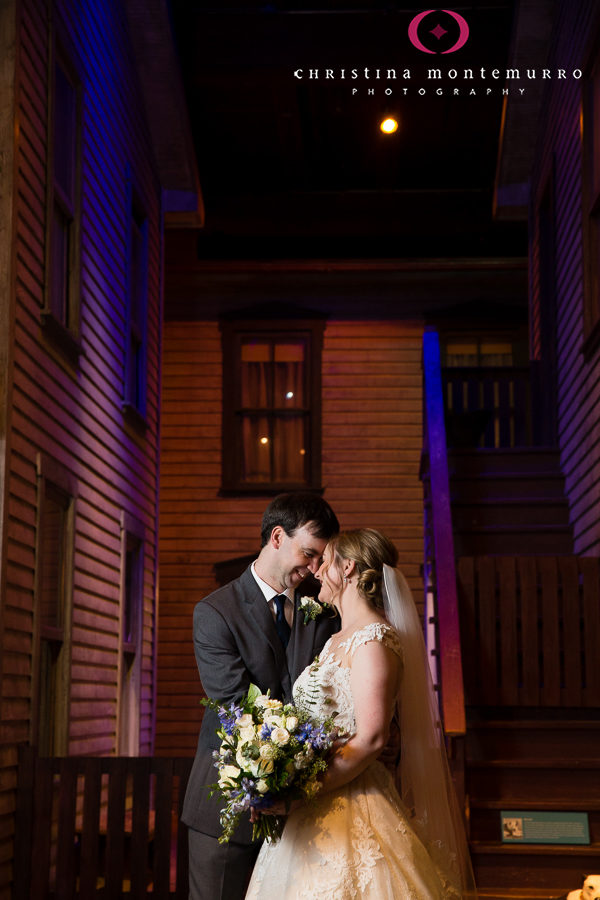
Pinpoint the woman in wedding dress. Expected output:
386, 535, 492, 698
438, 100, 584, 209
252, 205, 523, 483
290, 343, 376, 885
245, 529, 476, 900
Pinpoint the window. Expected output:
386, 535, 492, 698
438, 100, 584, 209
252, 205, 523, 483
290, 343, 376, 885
33, 463, 75, 756
582, 51, 600, 355
123, 170, 148, 426
221, 317, 324, 493
42, 42, 82, 363
118, 513, 145, 755
441, 333, 529, 448
444, 338, 514, 367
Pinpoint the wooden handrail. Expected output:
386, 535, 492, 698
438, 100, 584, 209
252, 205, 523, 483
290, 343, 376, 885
422, 329, 466, 737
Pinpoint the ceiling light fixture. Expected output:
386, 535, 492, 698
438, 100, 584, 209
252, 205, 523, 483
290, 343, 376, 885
380, 116, 399, 134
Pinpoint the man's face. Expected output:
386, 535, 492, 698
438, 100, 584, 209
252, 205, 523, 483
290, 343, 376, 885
268, 522, 328, 592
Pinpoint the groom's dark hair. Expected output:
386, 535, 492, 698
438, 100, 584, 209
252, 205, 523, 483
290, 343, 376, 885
260, 492, 339, 547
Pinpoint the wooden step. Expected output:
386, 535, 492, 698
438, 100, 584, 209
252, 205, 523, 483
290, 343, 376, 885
476, 889, 570, 900
476, 890, 570, 900
452, 499, 570, 529
467, 761, 600, 804
450, 475, 568, 500
454, 525, 573, 555
471, 841, 600, 890
466, 718, 600, 762
448, 448, 565, 477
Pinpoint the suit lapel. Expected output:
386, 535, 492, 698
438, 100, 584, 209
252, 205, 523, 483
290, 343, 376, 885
238, 567, 292, 697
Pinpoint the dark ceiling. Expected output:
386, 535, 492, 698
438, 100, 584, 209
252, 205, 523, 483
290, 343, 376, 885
168, 1, 526, 260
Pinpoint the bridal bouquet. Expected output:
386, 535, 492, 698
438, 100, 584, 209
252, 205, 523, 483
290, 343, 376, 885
203, 682, 342, 843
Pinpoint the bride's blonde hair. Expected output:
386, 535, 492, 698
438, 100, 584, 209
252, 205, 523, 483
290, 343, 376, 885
328, 529, 398, 609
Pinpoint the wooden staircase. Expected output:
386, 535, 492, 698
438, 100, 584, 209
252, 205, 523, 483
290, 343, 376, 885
454, 553, 600, 899
448, 449, 573, 556
466, 713, 600, 900
422, 335, 600, 900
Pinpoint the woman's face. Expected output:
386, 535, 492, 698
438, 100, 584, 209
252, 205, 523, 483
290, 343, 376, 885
315, 545, 343, 607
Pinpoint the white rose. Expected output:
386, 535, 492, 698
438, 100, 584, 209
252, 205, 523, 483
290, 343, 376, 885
239, 725, 257, 744
270, 726, 290, 746
236, 713, 254, 728
235, 746, 256, 771
255, 696, 283, 710
264, 712, 283, 727
259, 743, 276, 760
218, 765, 240, 787
284, 716, 298, 732
256, 779, 269, 793
249, 757, 274, 777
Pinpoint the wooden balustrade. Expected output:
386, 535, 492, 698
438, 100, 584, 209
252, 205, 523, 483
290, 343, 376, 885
443, 365, 532, 448
458, 556, 600, 707
13, 747, 193, 899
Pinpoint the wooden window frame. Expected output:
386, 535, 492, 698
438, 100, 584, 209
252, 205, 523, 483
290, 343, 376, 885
117, 511, 145, 756
42, 30, 82, 367
31, 455, 76, 755
582, 44, 600, 358
220, 316, 324, 495
122, 165, 149, 432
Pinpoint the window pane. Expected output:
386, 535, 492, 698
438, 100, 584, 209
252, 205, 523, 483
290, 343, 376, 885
50, 204, 70, 324
273, 416, 306, 483
241, 343, 270, 407
130, 218, 145, 333
53, 61, 76, 203
274, 342, 305, 408
124, 536, 141, 647
241, 416, 271, 482
40, 490, 67, 630
38, 640, 60, 756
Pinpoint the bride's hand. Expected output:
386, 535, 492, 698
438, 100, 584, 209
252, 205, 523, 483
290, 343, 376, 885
249, 797, 301, 821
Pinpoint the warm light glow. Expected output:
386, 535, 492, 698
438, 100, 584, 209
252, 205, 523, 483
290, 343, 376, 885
286, 391, 294, 399
380, 116, 399, 134
260, 436, 269, 445
299, 448, 306, 455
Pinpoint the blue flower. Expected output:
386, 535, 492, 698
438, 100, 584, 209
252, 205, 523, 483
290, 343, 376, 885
218, 703, 243, 735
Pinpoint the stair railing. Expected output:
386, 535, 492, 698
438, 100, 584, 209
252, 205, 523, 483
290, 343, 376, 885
421, 329, 466, 743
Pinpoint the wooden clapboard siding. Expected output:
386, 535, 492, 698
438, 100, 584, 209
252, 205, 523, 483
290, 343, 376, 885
0, 0, 166, 893
156, 318, 424, 756
321, 321, 424, 601
529, 0, 600, 555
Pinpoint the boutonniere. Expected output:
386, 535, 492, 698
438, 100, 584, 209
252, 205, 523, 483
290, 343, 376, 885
298, 596, 331, 624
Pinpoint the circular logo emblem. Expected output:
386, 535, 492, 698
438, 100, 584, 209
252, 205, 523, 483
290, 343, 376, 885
408, 9, 470, 55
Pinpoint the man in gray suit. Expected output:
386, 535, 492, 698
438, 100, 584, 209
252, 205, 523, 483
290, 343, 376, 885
182, 492, 340, 900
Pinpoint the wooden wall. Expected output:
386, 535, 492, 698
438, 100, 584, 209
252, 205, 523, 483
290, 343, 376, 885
157, 318, 424, 756
0, 0, 163, 892
530, 0, 600, 555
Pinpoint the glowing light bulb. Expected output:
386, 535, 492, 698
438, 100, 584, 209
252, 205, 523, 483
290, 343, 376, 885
380, 116, 399, 134
260, 436, 269, 445
286, 391, 294, 399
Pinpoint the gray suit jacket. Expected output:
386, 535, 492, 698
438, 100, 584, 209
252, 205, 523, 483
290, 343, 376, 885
181, 565, 339, 843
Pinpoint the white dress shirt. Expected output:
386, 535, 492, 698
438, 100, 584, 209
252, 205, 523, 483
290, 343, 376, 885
251, 561, 295, 627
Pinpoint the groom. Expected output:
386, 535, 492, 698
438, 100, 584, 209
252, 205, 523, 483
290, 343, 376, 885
182, 492, 340, 900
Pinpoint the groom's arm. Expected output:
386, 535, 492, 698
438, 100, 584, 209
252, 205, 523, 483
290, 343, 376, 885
193, 599, 252, 706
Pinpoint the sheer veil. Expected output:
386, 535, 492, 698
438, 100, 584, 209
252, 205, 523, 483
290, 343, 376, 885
382, 565, 477, 899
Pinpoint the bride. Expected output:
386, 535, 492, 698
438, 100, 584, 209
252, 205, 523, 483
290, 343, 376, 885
245, 529, 476, 899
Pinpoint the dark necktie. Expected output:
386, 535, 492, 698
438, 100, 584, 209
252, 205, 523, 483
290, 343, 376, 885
273, 594, 291, 648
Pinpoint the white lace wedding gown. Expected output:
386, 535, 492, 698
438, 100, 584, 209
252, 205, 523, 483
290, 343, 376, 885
246, 622, 458, 899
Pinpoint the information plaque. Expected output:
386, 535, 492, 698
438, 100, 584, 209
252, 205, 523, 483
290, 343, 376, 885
500, 811, 590, 845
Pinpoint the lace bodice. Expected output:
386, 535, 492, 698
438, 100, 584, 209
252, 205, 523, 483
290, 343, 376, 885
292, 622, 403, 737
